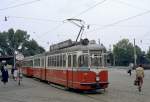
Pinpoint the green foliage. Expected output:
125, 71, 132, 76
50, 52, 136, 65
22, 39, 45, 56
113, 39, 143, 66
147, 48, 150, 62
0, 28, 45, 57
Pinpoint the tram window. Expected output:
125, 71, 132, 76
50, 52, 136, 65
34, 58, 40, 67
29, 60, 33, 67
78, 55, 88, 67
57, 55, 60, 67
48, 57, 50, 66
73, 55, 77, 67
54, 56, 57, 67
60, 55, 62, 67
49, 56, 52, 66
41, 58, 44, 67
91, 56, 102, 67
68, 55, 71, 67
63, 55, 66, 67
52, 56, 54, 67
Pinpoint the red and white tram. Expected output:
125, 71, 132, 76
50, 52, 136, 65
22, 39, 109, 91
22, 56, 33, 77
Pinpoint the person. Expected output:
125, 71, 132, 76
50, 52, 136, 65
1, 63, 9, 84
11, 67, 15, 79
128, 63, 133, 76
13, 68, 18, 81
135, 64, 144, 92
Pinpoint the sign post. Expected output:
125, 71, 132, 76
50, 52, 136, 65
16, 53, 24, 85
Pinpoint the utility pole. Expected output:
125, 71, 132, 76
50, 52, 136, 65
134, 38, 137, 66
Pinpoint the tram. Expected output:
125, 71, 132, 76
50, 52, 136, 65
22, 56, 33, 77
22, 39, 109, 90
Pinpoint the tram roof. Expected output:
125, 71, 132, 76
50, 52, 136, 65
23, 44, 105, 60
46, 44, 105, 55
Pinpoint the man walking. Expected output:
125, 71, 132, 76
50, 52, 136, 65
135, 64, 144, 92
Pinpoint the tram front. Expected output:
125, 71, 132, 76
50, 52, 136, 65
77, 44, 109, 90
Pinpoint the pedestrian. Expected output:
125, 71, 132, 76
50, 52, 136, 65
13, 68, 18, 81
135, 64, 144, 92
11, 67, 15, 78
127, 63, 133, 76
1, 63, 9, 84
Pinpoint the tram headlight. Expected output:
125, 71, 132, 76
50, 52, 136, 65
96, 76, 100, 81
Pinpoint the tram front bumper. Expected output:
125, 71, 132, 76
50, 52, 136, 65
80, 82, 109, 89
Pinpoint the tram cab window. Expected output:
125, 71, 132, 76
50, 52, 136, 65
78, 55, 88, 67
90, 55, 102, 67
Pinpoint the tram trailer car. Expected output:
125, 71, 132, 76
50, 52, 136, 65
22, 56, 34, 77
22, 39, 109, 91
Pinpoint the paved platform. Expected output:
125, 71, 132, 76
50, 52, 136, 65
0, 69, 150, 102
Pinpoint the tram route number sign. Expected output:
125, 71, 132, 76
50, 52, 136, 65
16, 53, 24, 61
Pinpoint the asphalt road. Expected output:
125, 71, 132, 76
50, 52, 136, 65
0, 68, 150, 102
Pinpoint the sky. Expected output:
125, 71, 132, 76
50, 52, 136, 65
0, 0, 150, 51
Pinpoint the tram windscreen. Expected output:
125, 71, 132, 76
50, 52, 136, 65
90, 55, 102, 67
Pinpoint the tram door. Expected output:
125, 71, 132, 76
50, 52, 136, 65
67, 54, 72, 88
67, 54, 77, 88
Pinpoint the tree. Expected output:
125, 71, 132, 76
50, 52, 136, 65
22, 39, 45, 56
147, 47, 150, 63
0, 28, 45, 57
113, 39, 142, 66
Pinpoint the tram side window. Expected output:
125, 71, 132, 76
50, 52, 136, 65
52, 56, 55, 67
63, 55, 66, 67
78, 55, 88, 67
48, 57, 50, 67
49, 56, 52, 66
57, 55, 60, 67
73, 55, 77, 67
54, 56, 57, 67
68, 55, 71, 67
29, 60, 33, 67
60, 55, 62, 67
41, 58, 44, 67
34, 58, 40, 67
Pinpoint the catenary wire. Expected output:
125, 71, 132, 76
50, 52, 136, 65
87, 10, 150, 33
0, 0, 41, 11
71, 0, 107, 18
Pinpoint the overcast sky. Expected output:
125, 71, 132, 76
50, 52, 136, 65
0, 0, 150, 51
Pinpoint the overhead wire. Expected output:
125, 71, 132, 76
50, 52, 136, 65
0, 15, 63, 23
87, 10, 150, 33
113, 0, 149, 11
0, 0, 41, 11
71, 0, 107, 18
31, 22, 65, 43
